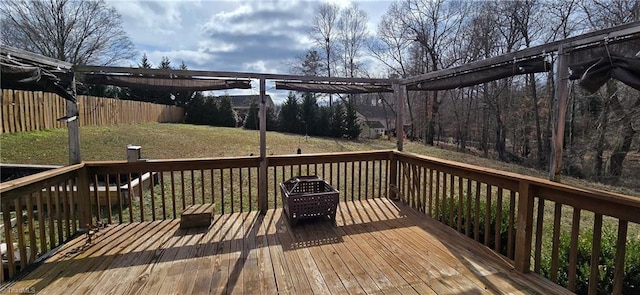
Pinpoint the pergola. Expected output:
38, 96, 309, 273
2, 21, 639, 193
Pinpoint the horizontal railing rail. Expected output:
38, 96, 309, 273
393, 151, 640, 295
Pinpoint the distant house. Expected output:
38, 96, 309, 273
218, 94, 274, 124
362, 120, 386, 139
355, 105, 394, 139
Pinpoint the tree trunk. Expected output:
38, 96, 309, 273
425, 92, 435, 145
609, 120, 636, 178
529, 73, 544, 168
543, 69, 554, 169
481, 83, 490, 158
569, 85, 576, 150
496, 112, 507, 161
593, 94, 610, 178
607, 83, 639, 179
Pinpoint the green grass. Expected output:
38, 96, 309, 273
1, 122, 637, 196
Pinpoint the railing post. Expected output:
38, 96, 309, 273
258, 76, 268, 214
550, 44, 569, 181
76, 166, 92, 229
389, 151, 399, 200
514, 181, 535, 272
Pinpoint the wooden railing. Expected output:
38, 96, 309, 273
85, 157, 261, 223
394, 151, 640, 295
82, 151, 390, 224
2, 150, 639, 294
0, 164, 88, 282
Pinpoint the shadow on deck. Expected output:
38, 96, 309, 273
3, 198, 569, 294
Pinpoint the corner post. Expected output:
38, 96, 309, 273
67, 72, 81, 164
394, 83, 406, 151
514, 181, 535, 272
76, 166, 92, 229
550, 44, 569, 181
259, 76, 268, 214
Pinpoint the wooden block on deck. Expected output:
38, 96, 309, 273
180, 203, 214, 229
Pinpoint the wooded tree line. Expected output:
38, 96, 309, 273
302, 0, 639, 186
270, 92, 361, 139
191, 91, 362, 140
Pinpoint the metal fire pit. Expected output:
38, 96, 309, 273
280, 176, 339, 226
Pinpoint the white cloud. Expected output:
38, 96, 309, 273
146, 50, 214, 67
242, 60, 268, 73
110, 0, 190, 35
108, 0, 392, 88
198, 40, 237, 53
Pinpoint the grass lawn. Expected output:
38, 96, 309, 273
1, 122, 637, 197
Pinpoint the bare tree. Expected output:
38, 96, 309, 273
310, 2, 340, 106
369, 2, 418, 138
581, 0, 640, 182
508, 0, 547, 167
337, 3, 369, 78
0, 0, 135, 65
583, 0, 639, 27
397, 0, 470, 145
368, 1, 412, 78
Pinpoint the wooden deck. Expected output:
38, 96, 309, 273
3, 198, 570, 294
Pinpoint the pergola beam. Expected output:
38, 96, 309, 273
1, 45, 73, 70
74, 65, 395, 84
401, 21, 640, 86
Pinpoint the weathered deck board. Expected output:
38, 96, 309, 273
2, 198, 572, 295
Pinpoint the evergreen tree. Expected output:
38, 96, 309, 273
139, 53, 152, 68
330, 103, 345, 138
185, 93, 207, 125
155, 56, 173, 105
128, 53, 154, 102
217, 96, 237, 127
203, 96, 219, 126
266, 107, 279, 131
244, 99, 259, 130
300, 92, 318, 135
158, 56, 171, 69
344, 99, 361, 139
317, 106, 331, 137
278, 93, 300, 134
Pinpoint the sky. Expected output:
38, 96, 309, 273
109, 0, 393, 102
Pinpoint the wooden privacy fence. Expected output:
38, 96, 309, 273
1, 89, 185, 134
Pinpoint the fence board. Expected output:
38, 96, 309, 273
1, 90, 185, 133
2, 89, 11, 133
8, 90, 16, 132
